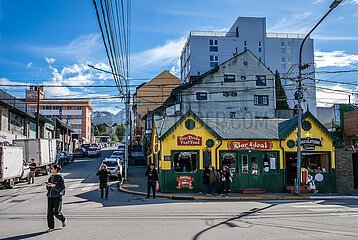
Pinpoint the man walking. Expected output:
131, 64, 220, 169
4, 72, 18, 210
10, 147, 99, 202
145, 164, 158, 199
96, 164, 110, 200
28, 158, 36, 184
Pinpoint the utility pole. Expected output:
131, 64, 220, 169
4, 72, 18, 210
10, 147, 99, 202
66, 119, 69, 151
36, 86, 40, 139
295, 0, 342, 195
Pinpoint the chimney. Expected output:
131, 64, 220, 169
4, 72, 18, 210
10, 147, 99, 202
26, 86, 45, 101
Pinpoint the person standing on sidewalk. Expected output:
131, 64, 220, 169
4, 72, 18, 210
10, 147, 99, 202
208, 165, 221, 195
201, 167, 210, 195
28, 159, 36, 184
145, 164, 158, 199
46, 164, 66, 232
96, 164, 110, 200
221, 166, 233, 197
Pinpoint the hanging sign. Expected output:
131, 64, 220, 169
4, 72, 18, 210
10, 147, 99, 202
227, 141, 273, 150
176, 176, 194, 189
177, 134, 202, 146
297, 137, 322, 151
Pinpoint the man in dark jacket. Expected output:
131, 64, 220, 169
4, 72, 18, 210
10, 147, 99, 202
46, 164, 66, 232
96, 164, 110, 200
28, 158, 36, 184
202, 167, 210, 194
145, 164, 158, 199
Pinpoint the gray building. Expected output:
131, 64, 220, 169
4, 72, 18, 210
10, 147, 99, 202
167, 50, 277, 119
181, 17, 316, 116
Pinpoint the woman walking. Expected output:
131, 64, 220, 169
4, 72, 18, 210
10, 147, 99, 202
220, 166, 232, 197
46, 164, 67, 232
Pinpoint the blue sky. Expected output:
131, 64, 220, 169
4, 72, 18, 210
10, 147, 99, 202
1, 0, 358, 113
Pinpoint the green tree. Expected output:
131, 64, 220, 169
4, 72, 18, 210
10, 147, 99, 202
115, 123, 125, 142
94, 124, 108, 136
275, 70, 289, 109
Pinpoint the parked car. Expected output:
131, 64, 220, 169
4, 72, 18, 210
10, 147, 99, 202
102, 158, 122, 180
91, 143, 101, 150
110, 151, 124, 161
82, 144, 91, 151
62, 151, 74, 162
21, 161, 30, 182
74, 148, 87, 158
56, 152, 70, 166
88, 147, 101, 157
117, 145, 125, 151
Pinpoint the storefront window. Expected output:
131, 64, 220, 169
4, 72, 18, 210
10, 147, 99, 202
286, 152, 330, 174
242, 155, 248, 173
251, 155, 258, 174
173, 151, 197, 173
263, 152, 277, 173
222, 153, 237, 172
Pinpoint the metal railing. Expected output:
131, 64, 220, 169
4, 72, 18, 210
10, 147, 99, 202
267, 32, 308, 39
0, 89, 36, 117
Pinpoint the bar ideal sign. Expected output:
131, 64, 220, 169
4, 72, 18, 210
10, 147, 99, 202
227, 140, 273, 150
177, 134, 202, 146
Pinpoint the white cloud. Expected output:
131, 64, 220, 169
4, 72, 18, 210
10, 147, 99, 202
314, 50, 358, 68
45, 57, 55, 64
131, 37, 186, 70
268, 12, 314, 33
313, 0, 324, 4
316, 84, 357, 107
351, 0, 358, 4
0, 77, 30, 90
26, 62, 33, 69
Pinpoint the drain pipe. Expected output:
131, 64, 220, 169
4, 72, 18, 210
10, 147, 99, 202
215, 139, 223, 169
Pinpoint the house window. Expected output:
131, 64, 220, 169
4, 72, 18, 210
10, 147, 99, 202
287, 41, 291, 54
258, 41, 262, 52
254, 95, 269, 105
224, 75, 235, 83
209, 39, 218, 52
223, 92, 229, 97
256, 76, 266, 86
281, 57, 286, 69
231, 92, 237, 97
209, 55, 218, 68
222, 153, 237, 172
230, 112, 236, 119
236, 27, 239, 37
280, 41, 285, 53
173, 151, 197, 173
223, 92, 237, 97
287, 57, 292, 69
196, 92, 208, 100
77, 106, 82, 110
138, 100, 142, 106
244, 41, 247, 51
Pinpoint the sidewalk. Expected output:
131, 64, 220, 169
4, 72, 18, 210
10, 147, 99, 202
121, 166, 358, 201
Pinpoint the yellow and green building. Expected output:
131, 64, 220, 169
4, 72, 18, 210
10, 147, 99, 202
147, 109, 336, 193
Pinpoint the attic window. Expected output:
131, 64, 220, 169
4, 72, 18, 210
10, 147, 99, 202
224, 75, 235, 83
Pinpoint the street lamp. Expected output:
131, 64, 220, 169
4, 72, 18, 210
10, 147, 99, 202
88, 64, 130, 181
295, 0, 343, 195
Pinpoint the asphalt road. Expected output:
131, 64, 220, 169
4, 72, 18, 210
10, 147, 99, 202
0, 148, 358, 240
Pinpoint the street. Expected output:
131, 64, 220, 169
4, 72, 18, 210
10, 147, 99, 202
0, 148, 357, 240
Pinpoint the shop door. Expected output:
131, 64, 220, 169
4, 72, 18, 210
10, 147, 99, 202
353, 153, 358, 189
240, 152, 262, 189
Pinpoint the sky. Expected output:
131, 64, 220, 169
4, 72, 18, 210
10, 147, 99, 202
0, 0, 358, 114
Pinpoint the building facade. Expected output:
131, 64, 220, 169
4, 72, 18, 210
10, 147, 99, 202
24, 86, 93, 143
0, 89, 54, 144
180, 17, 316, 115
174, 50, 277, 119
147, 109, 335, 193
132, 70, 180, 144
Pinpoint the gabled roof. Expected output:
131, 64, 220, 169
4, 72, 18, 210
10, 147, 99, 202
278, 111, 333, 139
155, 109, 285, 141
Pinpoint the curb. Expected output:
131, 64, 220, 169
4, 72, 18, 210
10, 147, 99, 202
119, 186, 311, 201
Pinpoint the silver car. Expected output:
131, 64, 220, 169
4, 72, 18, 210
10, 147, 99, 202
102, 158, 122, 180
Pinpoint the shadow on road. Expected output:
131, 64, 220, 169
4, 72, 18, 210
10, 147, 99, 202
1, 229, 61, 240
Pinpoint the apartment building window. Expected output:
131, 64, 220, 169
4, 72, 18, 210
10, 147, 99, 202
224, 74, 235, 83
280, 41, 285, 53
230, 112, 236, 119
223, 92, 237, 97
77, 106, 82, 110
53, 106, 62, 110
210, 55, 218, 68
138, 100, 142, 106
67, 115, 72, 119
254, 95, 269, 105
209, 39, 218, 52
281, 57, 286, 69
287, 41, 291, 54
77, 115, 82, 119
66, 106, 71, 110
77, 125, 81, 129
244, 41, 247, 51
43, 106, 51, 110
196, 92, 208, 100
287, 57, 292, 69
258, 41, 262, 52
256, 75, 266, 86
